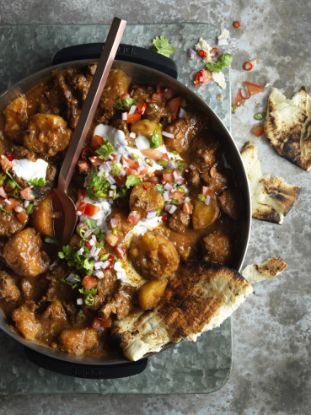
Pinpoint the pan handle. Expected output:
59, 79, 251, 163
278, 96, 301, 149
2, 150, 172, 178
53, 43, 178, 79
25, 347, 148, 379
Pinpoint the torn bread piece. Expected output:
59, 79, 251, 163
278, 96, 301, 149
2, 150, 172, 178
242, 257, 288, 283
241, 142, 300, 224
113, 264, 252, 361
264, 87, 311, 171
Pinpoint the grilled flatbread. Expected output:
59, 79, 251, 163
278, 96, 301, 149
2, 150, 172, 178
113, 264, 252, 361
242, 257, 287, 283
241, 142, 300, 224
264, 87, 311, 171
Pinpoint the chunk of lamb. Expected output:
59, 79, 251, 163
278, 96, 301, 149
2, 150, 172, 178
3, 95, 28, 142
3, 227, 50, 277
218, 190, 240, 220
164, 115, 199, 154
59, 328, 99, 356
23, 114, 72, 157
0, 270, 20, 302
12, 304, 41, 340
129, 182, 164, 216
203, 164, 228, 194
0, 210, 27, 237
100, 282, 134, 320
202, 231, 231, 264
167, 208, 190, 233
129, 231, 180, 280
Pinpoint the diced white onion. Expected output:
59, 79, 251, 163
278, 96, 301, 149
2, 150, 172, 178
76, 298, 83, 305
122, 112, 128, 121
129, 105, 137, 115
178, 107, 186, 118
162, 131, 175, 139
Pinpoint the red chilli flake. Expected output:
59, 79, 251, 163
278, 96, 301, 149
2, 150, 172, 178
243, 61, 253, 71
233, 21, 241, 29
198, 49, 207, 58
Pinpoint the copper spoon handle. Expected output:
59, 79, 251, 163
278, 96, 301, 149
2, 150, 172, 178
57, 17, 127, 193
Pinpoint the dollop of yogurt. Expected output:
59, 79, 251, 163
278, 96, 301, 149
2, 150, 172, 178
12, 158, 48, 181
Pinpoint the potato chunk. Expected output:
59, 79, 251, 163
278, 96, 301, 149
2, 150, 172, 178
59, 328, 99, 356
100, 69, 131, 111
3, 95, 28, 141
3, 227, 50, 277
31, 195, 54, 236
192, 197, 219, 230
129, 182, 164, 215
138, 280, 167, 310
12, 305, 41, 340
131, 119, 161, 139
129, 231, 180, 280
23, 114, 72, 156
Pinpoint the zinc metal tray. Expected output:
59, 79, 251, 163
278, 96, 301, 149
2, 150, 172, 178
0, 23, 232, 395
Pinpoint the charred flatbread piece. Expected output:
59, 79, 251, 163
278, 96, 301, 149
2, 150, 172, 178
242, 256, 288, 283
241, 142, 300, 224
264, 87, 311, 170
113, 264, 252, 361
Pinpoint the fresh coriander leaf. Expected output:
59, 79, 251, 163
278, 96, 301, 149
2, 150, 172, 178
157, 159, 168, 167
115, 97, 137, 110
5, 171, 21, 189
155, 184, 164, 193
25, 202, 34, 214
86, 169, 110, 199
29, 177, 46, 187
197, 194, 206, 203
0, 174, 6, 186
150, 130, 163, 148
95, 142, 115, 159
125, 175, 142, 189
152, 36, 176, 58
110, 162, 122, 176
205, 53, 233, 73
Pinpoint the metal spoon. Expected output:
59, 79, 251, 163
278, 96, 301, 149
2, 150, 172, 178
52, 17, 127, 244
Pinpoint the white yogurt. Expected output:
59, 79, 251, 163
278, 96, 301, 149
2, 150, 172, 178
12, 158, 48, 181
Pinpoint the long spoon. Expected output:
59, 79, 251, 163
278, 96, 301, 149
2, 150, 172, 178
52, 17, 127, 244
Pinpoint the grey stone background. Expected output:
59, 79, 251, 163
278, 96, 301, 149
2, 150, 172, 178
0, 0, 310, 414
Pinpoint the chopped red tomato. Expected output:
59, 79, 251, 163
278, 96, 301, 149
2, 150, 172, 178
141, 149, 164, 161
16, 210, 28, 224
5, 153, 14, 161
243, 81, 265, 96
89, 156, 102, 167
85, 240, 91, 249
91, 135, 104, 149
127, 113, 141, 124
5, 198, 19, 211
198, 49, 207, 58
122, 156, 139, 169
136, 101, 147, 115
162, 171, 174, 183
193, 69, 211, 87
128, 210, 141, 225
83, 203, 100, 217
82, 275, 98, 289
20, 187, 34, 201
251, 125, 265, 137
